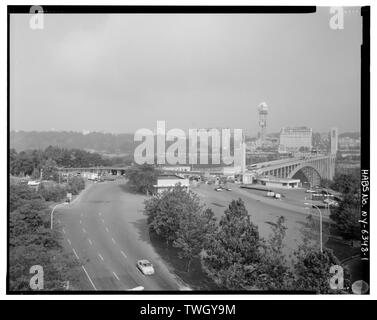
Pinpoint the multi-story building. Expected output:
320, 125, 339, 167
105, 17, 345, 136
279, 126, 312, 152
330, 127, 338, 155
258, 102, 268, 142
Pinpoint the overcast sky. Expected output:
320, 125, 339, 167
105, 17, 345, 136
10, 8, 362, 135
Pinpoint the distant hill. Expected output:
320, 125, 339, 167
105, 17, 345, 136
10, 131, 136, 154
10, 130, 234, 159
338, 132, 360, 139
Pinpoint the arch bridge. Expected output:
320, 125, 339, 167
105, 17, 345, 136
248, 155, 336, 186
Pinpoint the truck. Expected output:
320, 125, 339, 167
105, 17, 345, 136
266, 191, 275, 197
266, 191, 281, 199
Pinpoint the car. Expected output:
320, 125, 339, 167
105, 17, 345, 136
225, 187, 232, 191
306, 189, 316, 193
214, 187, 223, 192
137, 259, 155, 275
128, 286, 145, 291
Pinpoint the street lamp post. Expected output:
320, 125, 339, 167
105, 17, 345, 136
50, 202, 68, 230
304, 202, 323, 253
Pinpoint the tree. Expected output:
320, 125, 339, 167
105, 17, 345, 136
9, 241, 81, 291
9, 184, 42, 212
320, 178, 333, 189
11, 151, 35, 176
38, 182, 67, 202
173, 208, 217, 272
67, 176, 85, 195
202, 198, 263, 289
41, 158, 59, 182
126, 164, 159, 195
329, 172, 361, 240
330, 193, 361, 240
9, 181, 81, 291
294, 213, 352, 294
293, 246, 350, 294
254, 216, 293, 291
331, 173, 359, 195
144, 185, 203, 244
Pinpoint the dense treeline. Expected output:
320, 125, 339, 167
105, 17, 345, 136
144, 185, 350, 293
9, 184, 81, 290
9, 146, 132, 177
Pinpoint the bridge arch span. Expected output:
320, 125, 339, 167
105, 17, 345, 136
288, 164, 322, 187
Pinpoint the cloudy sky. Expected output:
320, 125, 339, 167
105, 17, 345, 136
10, 7, 362, 135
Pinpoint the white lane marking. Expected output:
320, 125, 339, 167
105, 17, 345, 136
98, 253, 104, 261
62, 228, 66, 234
101, 218, 105, 224
82, 228, 87, 234
120, 250, 127, 259
81, 265, 97, 291
105, 227, 109, 233
111, 238, 116, 244
72, 248, 80, 260
88, 239, 93, 245
67, 239, 72, 246
112, 271, 120, 281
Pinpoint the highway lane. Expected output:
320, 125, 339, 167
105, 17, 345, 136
56, 180, 187, 291
55, 179, 322, 290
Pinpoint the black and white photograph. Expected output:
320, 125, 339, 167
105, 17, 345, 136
7, 4, 370, 295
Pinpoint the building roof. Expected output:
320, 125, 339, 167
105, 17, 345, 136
257, 177, 300, 183
157, 174, 185, 180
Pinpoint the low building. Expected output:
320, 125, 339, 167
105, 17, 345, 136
161, 166, 191, 172
154, 174, 190, 194
255, 177, 300, 188
80, 172, 99, 180
223, 166, 243, 176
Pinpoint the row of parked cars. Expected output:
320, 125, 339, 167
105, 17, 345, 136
214, 186, 232, 192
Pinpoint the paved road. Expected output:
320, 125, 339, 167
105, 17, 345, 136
55, 180, 323, 290
55, 180, 186, 291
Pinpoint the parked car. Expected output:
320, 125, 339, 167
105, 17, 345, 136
137, 260, 155, 275
323, 199, 339, 207
128, 286, 144, 291
214, 187, 223, 192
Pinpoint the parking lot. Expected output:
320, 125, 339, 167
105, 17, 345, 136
193, 183, 317, 257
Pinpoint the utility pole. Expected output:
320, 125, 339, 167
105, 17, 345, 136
50, 202, 68, 230
304, 202, 323, 253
